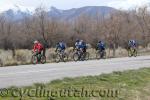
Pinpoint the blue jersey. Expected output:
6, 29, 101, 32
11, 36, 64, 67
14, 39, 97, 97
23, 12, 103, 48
75, 41, 85, 49
82, 42, 87, 49
97, 42, 105, 50
56, 42, 66, 50
79, 41, 86, 49
129, 40, 136, 47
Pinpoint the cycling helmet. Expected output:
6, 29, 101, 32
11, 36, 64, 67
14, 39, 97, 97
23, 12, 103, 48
34, 40, 38, 44
98, 41, 102, 43
76, 39, 80, 42
56, 42, 59, 45
80, 40, 83, 42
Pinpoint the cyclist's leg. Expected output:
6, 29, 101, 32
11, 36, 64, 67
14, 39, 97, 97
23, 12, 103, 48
81, 48, 85, 60
77, 48, 80, 55
129, 46, 132, 52
38, 51, 42, 61
61, 49, 65, 57
79, 48, 83, 59
83, 47, 86, 53
99, 48, 102, 57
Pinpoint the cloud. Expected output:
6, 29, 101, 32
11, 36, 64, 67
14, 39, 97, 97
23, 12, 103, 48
107, 0, 150, 9
0, 0, 36, 12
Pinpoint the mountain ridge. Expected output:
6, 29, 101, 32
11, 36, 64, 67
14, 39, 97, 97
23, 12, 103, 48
1, 6, 117, 21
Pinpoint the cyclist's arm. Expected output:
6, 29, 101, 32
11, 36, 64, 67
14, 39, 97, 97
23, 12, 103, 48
73, 44, 77, 51
96, 44, 99, 50
33, 45, 37, 52
64, 43, 67, 49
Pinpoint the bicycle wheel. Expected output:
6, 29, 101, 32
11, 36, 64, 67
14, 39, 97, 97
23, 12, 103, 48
133, 49, 137, 57
31, 55, 38, 64
40, 55, 46, 64
55, 53, 61, 63
128, 49, 132, 57
96, 51, 101, 59
63, 53, 69, 62
73, 53, 79, 62
102, 51, 106, 59
84, 52, 90, 61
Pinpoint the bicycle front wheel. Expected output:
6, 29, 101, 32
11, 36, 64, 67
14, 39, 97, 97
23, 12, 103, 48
41, 56, 46, 64
133, 50, 137, 57
31, 55, 38, 64
128, 50, 132, 57
63, 53, 69, 62
84, 52, 90, 60
73, 53, 79, 62
96, 51, 101, 59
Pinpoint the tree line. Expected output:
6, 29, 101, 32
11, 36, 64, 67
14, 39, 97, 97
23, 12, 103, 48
0, 6, 150, 57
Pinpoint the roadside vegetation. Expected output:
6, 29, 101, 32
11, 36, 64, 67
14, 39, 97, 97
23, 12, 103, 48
0, 47, 150, 66
0, 68, 150, 100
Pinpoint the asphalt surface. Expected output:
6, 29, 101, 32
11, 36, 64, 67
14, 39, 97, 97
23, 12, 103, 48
0, 55, 150, 88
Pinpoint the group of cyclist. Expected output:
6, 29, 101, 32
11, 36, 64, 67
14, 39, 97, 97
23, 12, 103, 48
32, 39, 137, 61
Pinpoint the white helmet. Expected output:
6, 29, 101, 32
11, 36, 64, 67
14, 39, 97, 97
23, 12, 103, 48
34, 40, 38, 44
80, 40, 83, 42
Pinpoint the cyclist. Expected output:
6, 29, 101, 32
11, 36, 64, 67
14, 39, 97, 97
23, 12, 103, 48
55, 41, 66, 54
75, 39, 86, 53
74, 39, 86, 55
33, 40, 44, 56
74, 39, 87, 59
96, 41, 105, 52
128, 40, 137, 57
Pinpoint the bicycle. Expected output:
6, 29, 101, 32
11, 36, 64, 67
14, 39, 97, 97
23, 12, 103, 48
73, 49, 89, 61
96, 49, 106, 59
128, 47, 137, 57
55, 50, 68, 63
31, 51, 46, 64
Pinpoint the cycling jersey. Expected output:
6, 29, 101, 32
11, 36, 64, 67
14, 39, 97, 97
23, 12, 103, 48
128, 40, 136, 48
56, 42, 66, 51
97, 42, 105, 51
33, 43, 44, 53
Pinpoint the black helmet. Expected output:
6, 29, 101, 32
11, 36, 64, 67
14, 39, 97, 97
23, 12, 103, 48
76, 39, 79, 42
56, 42, 59, 45
98, 41, 102, 43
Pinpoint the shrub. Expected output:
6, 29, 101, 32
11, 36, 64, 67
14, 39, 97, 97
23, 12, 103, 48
4, 60, 18, 66
15, 50, 28, 62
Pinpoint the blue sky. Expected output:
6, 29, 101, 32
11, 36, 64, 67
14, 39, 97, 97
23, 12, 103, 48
0, 0, 150, 12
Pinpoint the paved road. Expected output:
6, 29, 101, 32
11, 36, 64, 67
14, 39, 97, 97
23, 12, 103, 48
0, 55, 150, 88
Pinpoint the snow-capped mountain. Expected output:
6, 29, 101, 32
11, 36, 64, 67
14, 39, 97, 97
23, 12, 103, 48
0, 5, 33, 21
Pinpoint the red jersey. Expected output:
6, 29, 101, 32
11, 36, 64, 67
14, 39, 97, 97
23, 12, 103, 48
33, 43, 44, 52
